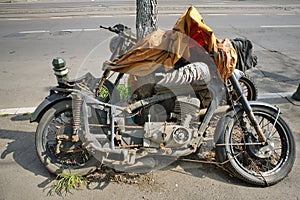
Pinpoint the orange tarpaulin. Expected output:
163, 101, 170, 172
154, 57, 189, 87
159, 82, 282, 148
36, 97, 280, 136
104, 6, 237, 80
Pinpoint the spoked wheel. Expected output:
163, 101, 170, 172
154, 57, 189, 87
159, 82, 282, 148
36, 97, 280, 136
216, 106, 295, 186
35, 100, 99, 175
238, 75, 257, 101
35, 80, 120, 175
227, 75, 258, 101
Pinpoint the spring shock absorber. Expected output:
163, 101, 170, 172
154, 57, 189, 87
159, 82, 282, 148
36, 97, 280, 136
72, 94, 83, 142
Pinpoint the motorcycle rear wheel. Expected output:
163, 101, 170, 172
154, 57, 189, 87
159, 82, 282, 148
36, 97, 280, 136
35, 100, 99, 175
216, 106, 295, 186
227, 74, 258, 101
238, 75, 258, 101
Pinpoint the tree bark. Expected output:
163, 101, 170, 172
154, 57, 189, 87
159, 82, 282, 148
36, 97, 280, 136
132, 0, 158, 92
136, 0, 158, 40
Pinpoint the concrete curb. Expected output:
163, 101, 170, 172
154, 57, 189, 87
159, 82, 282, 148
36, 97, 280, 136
257, 92, 293, 100
0, 107, 35, 115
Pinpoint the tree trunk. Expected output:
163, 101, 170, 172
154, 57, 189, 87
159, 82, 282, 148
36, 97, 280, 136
132, 0, 158, 92
136, 0, 158, 40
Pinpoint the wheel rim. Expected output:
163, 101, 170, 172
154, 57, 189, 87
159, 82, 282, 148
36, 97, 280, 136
227, 78, 256, 101
239, 80, 251, 100
228, 111, 290, 178
42, 108, 91, 168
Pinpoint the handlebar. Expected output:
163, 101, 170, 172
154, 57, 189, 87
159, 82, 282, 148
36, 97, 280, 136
100, 24, 137, 42
100, 24, 130, 34
99, 25, 120, 34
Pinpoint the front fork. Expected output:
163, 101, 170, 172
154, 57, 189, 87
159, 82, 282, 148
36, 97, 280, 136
229, 72, 267, 143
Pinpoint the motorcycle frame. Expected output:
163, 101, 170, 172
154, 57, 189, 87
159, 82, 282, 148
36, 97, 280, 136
68, 67, 265, 155
93, 25, 267, 146
31, 25, 268, 154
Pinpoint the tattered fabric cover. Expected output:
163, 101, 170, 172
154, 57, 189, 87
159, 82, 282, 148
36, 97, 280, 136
104, 6, 237, 80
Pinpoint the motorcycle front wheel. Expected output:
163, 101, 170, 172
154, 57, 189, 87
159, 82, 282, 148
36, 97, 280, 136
216, 105, 295, 186
35, 100, 99, 175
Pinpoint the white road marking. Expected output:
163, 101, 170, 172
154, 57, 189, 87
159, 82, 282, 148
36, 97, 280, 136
17, 28, 100, 34
88, 15, 113, 18
61, 29, 85, 32
207, 14, 228, 16
260, 25, 300, 28
83, 28, 100, 31
1, 12, 298, 21
243, 14, 263, 16
5, 18, 31, 21
257, 92, 293, 99
277, 13, 297, 16
19, 30, 50, 34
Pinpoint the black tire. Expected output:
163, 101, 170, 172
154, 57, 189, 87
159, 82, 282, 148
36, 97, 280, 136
35, 80, 119, 175
238, 75, 258, 101
35, 100, 99, 175
216, 106, 295, 186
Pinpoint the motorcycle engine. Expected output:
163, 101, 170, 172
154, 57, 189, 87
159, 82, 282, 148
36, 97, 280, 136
142, 95, 201, 149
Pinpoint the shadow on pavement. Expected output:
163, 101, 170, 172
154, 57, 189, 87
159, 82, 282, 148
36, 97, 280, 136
10, 114, 32, 121
165, 157, 251, 187
0, 120, 249, 192
0, 116, 116, 194
260, 70, 300, 83
0, 127, 56, 192
0, 129, 48, 176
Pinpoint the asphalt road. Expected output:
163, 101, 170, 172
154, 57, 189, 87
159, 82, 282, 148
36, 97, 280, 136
0, 1, 300, 199
0, 0, 299, 110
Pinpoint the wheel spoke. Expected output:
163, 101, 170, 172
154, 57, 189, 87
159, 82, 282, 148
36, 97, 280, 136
43, 109, 91, 167
216, 105, 295, 185
231, 111, 287, 174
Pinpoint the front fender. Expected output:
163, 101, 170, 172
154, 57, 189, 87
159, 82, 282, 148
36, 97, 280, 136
30, 92, 71, 123
214, 101, 280, 143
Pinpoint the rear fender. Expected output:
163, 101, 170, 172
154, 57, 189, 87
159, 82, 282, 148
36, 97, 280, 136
30, 92, 71, 123
30, 72, 100, 123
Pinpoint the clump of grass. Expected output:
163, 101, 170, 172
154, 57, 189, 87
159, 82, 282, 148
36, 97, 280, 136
0, 114, 9, 117
53, 173, 87, 196
97, 87, 110, 100
117, 84, 131, 100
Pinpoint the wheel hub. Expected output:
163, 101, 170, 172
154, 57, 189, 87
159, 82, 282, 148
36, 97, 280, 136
246, 131, 274, 159
254, 141, 275, 158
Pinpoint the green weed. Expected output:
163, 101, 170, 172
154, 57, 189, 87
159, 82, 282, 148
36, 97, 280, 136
97, 87, 110, 100
117, 84, 131, 100
53, 173, 87, 196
